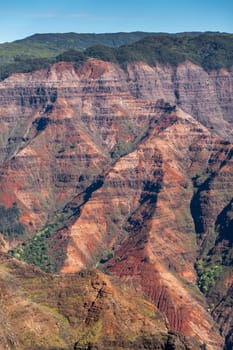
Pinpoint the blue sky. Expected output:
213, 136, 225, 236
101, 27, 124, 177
0, 0, 232, 43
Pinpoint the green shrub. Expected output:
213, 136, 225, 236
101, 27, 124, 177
110, 138, 133, 160
195, 260, 223, 293
10, 228, 52, 272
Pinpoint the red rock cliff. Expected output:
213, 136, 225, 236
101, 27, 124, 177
0, 59, 232, 348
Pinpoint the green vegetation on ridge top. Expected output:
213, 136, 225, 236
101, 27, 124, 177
0, 32, 232, 81
0, 31, 159, 65
14, 31, 160, 49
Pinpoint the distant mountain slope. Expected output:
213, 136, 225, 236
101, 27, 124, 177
0, 31, 158, 80
0, 31, 158, 65
0, 32, 232, 82
14, 31, 159, 49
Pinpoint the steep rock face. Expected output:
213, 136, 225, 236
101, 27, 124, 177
212, 284, 233, 350
0, 60, 157, 233
106, 114, 233, 349
0, 59, 232, 348
127, 61, 233, 138
0, 59, 232, 234
60, 108, 227, 348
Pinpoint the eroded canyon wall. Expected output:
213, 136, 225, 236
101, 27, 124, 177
0, 59, 232, 348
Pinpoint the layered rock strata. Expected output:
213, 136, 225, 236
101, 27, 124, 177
0, 59, 232, 348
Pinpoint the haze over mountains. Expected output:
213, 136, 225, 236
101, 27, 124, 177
0, 31, 232, 349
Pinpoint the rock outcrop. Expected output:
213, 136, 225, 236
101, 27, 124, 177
127, 61, 233, 139
0, 252, 201, 350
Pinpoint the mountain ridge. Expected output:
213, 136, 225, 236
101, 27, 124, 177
0, 32, 232, 82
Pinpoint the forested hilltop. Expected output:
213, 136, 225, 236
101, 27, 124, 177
0, 32, 232, 80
